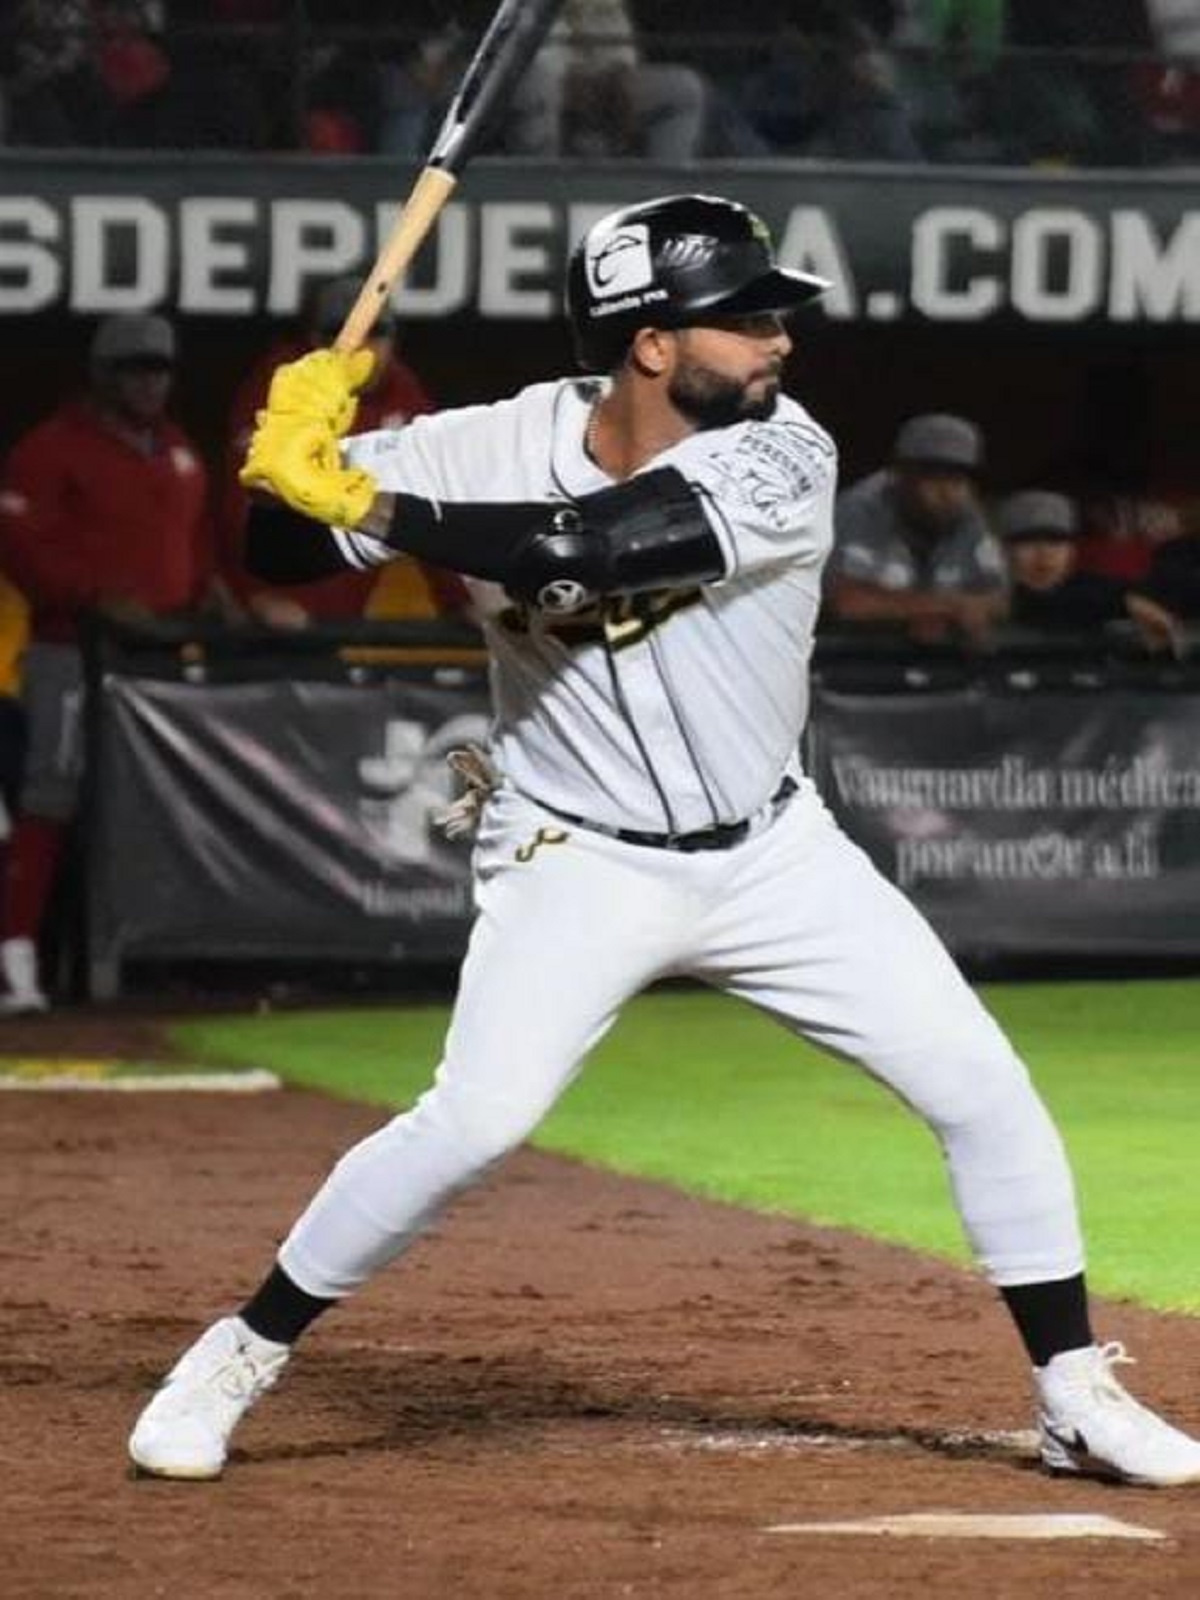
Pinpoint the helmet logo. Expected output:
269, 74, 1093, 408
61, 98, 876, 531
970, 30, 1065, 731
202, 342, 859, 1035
585, 223, 655, 300
537, 578, 592, 614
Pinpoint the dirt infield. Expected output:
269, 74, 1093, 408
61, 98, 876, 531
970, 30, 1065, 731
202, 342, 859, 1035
2, 1026, 1199, 1598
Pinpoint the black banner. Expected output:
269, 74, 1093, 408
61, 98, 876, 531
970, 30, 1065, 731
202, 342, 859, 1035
2, 153, 1197, 331
87, 671, 491, 988
808, 686, 1200, 956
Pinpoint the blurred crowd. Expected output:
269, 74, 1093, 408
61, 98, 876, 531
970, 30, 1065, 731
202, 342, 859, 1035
3, 0, 1200, 165
823, 410, 1200, 654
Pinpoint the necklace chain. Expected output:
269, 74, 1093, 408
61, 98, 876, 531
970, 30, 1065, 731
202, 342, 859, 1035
585, 401, 601, 462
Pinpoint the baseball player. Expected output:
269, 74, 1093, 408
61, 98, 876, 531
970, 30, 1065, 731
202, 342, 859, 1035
128, 196, 1200, 1487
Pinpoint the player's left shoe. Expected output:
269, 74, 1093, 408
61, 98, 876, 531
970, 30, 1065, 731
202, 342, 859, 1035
128, 1315, 290, 1480
1035, 1341, 1200, 1487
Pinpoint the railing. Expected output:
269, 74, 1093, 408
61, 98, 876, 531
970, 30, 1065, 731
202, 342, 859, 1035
2, 11, 1198, 169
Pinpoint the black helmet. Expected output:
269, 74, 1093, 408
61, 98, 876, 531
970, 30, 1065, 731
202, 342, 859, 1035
565, 193, 828, 372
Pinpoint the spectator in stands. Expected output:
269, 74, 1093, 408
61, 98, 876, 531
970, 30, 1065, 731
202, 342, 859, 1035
222, 276, 459, 626
1005, 0, 1152, 164
889, 0, 1006, 161
1133, 0, 1200, 161
506, 0, 707, 160
158, 0, 285, 148
999, 489, 1185, 653
2, 0, 106, 147
374, 23, 465, 158
1075, 493, 1160, 585
807, 15, 926, 160
0, 313, 217, 1013
1140, 499, 1200, 618
825, 413, 1007, 647
91, 1, 172, 146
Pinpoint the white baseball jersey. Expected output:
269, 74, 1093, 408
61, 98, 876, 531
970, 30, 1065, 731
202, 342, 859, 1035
340, 378, 838, 835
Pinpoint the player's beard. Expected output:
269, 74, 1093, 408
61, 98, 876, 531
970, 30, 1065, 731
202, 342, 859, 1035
668, 360, 780, 429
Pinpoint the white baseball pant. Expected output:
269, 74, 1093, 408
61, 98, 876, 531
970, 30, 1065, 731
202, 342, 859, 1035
279, 780, 1083, 1297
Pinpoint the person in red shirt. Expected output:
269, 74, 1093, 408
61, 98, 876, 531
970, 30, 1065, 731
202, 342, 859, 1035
0, 311, 215, 1012
220, 275, 461, 625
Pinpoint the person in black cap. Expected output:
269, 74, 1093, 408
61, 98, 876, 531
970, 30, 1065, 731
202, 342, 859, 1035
826, 411, 1008, 647
219, 275, 447, 626
1000, 489, 1184, 655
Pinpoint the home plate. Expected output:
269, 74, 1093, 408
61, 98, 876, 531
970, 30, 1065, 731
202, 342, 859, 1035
765, 1513, 1166, 1543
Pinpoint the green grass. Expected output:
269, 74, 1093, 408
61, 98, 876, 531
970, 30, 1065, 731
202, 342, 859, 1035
173, 979, 1200, 1314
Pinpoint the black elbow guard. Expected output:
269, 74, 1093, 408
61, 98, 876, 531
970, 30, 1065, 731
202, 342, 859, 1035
508, 467, 725, 614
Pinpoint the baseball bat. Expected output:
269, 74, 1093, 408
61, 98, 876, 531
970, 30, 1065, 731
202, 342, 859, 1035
333, 0, 563, 354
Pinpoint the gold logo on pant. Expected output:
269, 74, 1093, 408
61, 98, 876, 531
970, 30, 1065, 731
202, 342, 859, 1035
514, 827, 570, 863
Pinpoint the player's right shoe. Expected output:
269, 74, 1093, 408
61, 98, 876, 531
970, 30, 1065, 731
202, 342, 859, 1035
1035, 1341, 1200, 1487
128, 1315, 290, 1480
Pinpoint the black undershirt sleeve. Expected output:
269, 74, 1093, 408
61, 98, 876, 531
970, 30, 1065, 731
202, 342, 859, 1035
242, 495, 544, 586
243, 468, 725, 601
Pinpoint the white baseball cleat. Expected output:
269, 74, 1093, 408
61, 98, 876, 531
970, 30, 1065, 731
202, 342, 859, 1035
1036, 1341, 1200, 1487
128, 1316, 290, 1480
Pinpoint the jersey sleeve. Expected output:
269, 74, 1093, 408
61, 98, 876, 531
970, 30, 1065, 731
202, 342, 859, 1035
667, 404, 838, 583
341, 399, 523, 503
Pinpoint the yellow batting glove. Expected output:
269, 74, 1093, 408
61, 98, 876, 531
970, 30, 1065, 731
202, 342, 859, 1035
263, 348, 377, 437
240, 412, 379, 527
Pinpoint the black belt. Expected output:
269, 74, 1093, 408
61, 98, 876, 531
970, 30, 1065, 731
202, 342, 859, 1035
539, 777, 798, 854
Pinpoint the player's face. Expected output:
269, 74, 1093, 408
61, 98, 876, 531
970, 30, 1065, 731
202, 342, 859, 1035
1009, 537, 1076, 590
665, 314, 792, 429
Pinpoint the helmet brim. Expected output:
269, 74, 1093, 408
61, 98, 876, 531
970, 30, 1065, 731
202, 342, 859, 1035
682, 266, 830, 320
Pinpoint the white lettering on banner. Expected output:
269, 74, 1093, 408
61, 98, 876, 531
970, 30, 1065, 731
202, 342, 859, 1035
0, 198, 60, 310
359, 881, 472, 918
72, 197, 168, 310
895, 828, 1158, 889
833, 754, 1200, 809
1109, 209, 1200, 320
267, 200, 366, 312
479, 202, 554, 317
387, 201, 471, 315
911, 207, 1003, 318
2, 189, 1198, 324
777, 207, 857, 318
179, 199, 256, 313
1011, 209, 1104, 320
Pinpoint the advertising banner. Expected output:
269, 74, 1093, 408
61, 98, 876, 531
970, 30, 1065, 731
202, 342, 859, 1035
2, 153, 1197, 333
808, 686, 1200, 955
87, 671, 492, 988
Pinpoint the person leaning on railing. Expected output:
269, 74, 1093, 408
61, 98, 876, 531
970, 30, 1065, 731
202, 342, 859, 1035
997, 488, 1186, 658
825, 412, 1008, 650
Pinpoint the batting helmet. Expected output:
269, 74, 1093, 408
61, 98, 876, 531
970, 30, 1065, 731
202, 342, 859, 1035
565, 194, 828, 372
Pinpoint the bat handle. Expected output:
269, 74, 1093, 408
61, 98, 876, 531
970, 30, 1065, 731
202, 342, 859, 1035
332, 166, 459, 354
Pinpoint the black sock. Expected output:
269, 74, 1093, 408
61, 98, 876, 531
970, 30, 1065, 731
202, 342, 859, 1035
239, 1263, 336, 1346
1000, 1272, 1094, 1367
